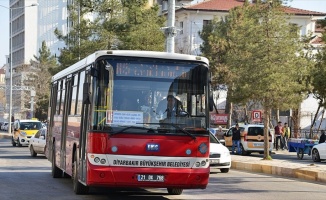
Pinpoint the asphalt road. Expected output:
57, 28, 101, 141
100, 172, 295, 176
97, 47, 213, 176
1, 135, 326, 200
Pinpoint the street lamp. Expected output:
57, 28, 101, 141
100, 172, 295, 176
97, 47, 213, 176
0, 3, 38, 134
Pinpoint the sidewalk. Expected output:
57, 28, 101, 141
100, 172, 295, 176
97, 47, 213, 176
0, 132, 11, 139
231, 150, 326, 184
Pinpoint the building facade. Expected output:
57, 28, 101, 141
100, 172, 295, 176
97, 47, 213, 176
173, 0, 325, 55
5, 0, 68, 120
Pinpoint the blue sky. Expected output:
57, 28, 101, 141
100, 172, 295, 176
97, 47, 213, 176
0, 0, 326, 67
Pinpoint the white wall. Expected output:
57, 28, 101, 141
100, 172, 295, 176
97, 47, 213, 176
300, 94, 326, 130
24, 0, 38, 64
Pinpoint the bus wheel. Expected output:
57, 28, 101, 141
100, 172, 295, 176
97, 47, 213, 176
12, 137, 16, 147
52, 146, 63, 178
167, 188, 183, 195
73, 151, 89, 194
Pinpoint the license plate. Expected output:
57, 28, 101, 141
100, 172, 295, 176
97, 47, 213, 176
210, 159, 220, 164
137, 174, 164, 182
253, 143, 263, 147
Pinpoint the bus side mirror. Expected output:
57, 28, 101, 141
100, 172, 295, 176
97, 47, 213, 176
209, 96, 214, 112
83, 82, 91, 105
208, 84, 214, 112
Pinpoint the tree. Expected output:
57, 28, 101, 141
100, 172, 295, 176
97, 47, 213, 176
29, 41, 58, 121
55, 0, 165, 73
200, 0, 313, 159
54, 0, 115, 73
311, 20, 326, 137
199, 16, 235, 127
116, 0, 165, 51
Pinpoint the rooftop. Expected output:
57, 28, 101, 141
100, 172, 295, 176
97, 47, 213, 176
180, 0, 326, 16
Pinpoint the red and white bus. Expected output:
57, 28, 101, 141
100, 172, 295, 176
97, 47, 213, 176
46, 50, 212, 195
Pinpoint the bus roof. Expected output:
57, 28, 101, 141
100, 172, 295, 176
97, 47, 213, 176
52, 50, 209, 82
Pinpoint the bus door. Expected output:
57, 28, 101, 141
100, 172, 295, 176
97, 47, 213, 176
60, 78, 72, 170
79, 70, 91, 183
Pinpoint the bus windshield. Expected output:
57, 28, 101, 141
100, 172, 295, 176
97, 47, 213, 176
91, 57, 209, 134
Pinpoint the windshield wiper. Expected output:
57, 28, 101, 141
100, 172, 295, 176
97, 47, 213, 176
157, 123, 196, 140
110, 126, 155, 136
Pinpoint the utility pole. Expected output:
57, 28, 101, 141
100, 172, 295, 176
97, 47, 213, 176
163, 0, 177, 53
30, 90, 36, 119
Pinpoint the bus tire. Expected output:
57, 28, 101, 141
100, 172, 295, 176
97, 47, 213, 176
52, 146, 63, 178
167, 188, 183, 195
73, 151, 89, 194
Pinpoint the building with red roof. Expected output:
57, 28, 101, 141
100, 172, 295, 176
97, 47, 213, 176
168, 0, 325, 55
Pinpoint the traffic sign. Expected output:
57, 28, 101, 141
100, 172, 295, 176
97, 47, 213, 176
252, 110, 262, 122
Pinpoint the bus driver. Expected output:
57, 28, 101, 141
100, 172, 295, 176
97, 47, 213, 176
156, 94, 184, 119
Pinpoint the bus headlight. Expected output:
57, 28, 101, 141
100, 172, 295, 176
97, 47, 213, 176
94, 157, 100, 163
88, 154, 109, 166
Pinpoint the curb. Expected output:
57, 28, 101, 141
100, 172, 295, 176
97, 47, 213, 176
231, 160, 326, 183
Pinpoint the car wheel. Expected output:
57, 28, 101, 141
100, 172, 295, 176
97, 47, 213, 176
312, 148, 321, 162
241, 145, 247, 156
12, 137, 16, 147
220, 168, 229, 173
167, 188, 183, 195
30, 145, 37, 157
73, 151, 89, 194
17, 138, 22, 147
297, 148, 304, 160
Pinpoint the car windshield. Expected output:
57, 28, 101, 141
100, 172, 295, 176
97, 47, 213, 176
209, 133, 220, 144
20, 122, 42, 130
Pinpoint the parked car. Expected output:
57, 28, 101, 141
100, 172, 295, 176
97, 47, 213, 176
224, 124, 274, 155
12, 119, 43, 147
209, 132, 231, 173
311, 142, 326, 162
1, 122, 8, 131
29, 128, 47, 157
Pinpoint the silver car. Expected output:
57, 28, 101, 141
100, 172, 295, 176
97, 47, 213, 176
29, 128, 47, 157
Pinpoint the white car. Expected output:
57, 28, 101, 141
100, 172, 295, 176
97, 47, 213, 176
29, 128, 47, 157
311, 142, 326, 162
209, 132, 231, 173
1, 122, 8, 131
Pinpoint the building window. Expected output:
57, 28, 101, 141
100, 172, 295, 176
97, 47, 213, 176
203, 20, 212, 27
179, 21, 184, 34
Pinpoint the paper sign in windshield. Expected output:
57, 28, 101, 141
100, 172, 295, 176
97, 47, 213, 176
106, 110, 143, 125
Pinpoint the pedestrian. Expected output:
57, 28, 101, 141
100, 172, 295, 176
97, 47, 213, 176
319, 130, 326, 144
274, 121, 284, 150
215, 126, 225, 140
282, 123, 290, 150
232, 124, 241, 155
